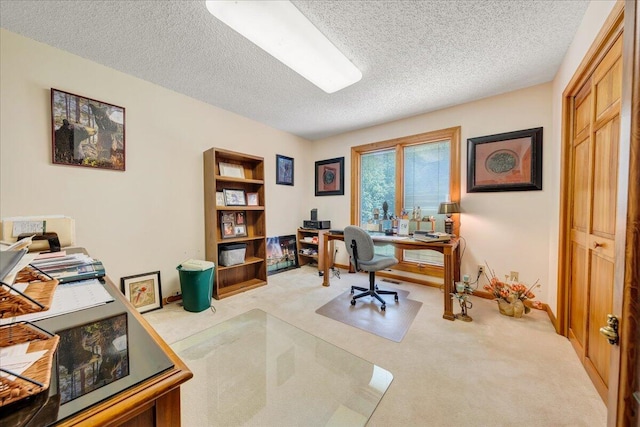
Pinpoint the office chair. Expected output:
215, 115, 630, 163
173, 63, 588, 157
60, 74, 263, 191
344, 226, 399, 311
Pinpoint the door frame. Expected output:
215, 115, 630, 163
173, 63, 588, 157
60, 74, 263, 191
613, 1, 639, 424
557, 0, 640, 425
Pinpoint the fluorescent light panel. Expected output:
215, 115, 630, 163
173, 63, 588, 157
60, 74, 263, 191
205, 0, 362, 93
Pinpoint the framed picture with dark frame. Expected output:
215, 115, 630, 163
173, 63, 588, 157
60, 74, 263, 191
120, 271, 163, 313
467, 127, 543, 192
51, 88, 125, 171
276, 154, 294, 186
56, 313, 130, 404
223, 189, 246, 206
315, 157, 344, 196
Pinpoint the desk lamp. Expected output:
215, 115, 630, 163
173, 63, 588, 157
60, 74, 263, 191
438, 202, 460, 235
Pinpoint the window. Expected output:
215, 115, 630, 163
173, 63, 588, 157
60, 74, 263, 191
351, 127, 460, 276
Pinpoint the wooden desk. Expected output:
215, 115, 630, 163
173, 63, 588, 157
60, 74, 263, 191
59, 277, 193, 426
1, 275, 192, 427
322, 233, 460, 320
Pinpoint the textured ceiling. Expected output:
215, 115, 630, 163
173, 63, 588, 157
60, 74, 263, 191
0, 0, 590, 140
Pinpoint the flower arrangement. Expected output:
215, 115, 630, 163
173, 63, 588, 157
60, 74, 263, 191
483, 264, 541, 315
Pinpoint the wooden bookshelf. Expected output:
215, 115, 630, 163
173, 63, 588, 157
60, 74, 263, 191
203, 148, 267, 299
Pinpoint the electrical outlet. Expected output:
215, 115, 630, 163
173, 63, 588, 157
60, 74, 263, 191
510, 271, 519, 282
477, 265, 484, 276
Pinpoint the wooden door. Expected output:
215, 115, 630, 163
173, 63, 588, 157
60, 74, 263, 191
566, 27, 623, 403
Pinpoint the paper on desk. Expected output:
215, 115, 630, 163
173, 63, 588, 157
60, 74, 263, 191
0, 347, 47, 381
0, 251, 36, 285
0, 278, 114, 325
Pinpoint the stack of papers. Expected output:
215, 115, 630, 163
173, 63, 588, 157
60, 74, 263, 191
0, 279, 114, 325
0, 342, 47, 381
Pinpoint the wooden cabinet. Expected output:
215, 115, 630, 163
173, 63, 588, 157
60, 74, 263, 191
296, 228, 328, 276
203, 148, 267, 299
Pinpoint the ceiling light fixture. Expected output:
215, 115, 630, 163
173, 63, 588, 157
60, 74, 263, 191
205, 0, 362, 94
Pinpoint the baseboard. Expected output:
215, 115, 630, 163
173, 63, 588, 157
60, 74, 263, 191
332, 266, 560, 329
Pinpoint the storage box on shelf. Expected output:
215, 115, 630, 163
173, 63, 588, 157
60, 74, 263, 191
204, 148, 267, 299
296, 228, 328, 276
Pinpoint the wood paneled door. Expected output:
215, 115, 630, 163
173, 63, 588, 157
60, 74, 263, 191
560, 1, 640, 424
562, 0, 623, 403
568, 32, 622, 401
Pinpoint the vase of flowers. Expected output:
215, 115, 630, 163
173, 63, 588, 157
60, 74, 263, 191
483, 265, 540, 317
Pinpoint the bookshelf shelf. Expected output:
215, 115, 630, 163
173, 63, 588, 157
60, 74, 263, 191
204, 148, 267, 299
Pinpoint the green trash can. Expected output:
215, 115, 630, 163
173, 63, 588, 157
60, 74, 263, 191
176, 260, 215, 313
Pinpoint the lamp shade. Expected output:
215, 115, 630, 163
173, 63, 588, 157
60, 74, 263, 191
438, 202, 461, 215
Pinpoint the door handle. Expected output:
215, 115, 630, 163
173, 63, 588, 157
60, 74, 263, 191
599, 314, 619, 345
593, 241, 604, 249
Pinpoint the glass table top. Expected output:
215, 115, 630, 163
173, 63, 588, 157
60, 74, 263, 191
171, 309, 393, 426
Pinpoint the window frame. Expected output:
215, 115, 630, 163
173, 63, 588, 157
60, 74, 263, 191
350, 126, 461, 277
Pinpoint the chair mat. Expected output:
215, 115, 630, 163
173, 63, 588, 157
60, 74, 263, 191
315, 288, 422, 342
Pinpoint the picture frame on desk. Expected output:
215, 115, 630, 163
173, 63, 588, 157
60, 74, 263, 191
56, 312, 130, 404
223, 189, 246, 206
315, 157, 344, 196
120, 271, 163, 313
467, 127, 543, 192
51, 88, 125, 171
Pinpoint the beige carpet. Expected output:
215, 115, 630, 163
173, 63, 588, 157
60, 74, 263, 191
144, 266, 607, 426
315, 288, 422, 342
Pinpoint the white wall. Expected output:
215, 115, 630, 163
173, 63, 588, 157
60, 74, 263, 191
311, 84, 554, 302
0, 29, 311, 296
546, 0, 617, 315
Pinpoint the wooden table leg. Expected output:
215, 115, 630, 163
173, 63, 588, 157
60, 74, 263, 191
442, 245, 456, 320
322, 236, 331, 286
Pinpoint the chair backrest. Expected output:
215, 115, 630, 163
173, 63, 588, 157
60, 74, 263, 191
344, 226, 375, 269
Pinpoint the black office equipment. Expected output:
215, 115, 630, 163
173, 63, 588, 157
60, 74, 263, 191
303, 220, 331, 229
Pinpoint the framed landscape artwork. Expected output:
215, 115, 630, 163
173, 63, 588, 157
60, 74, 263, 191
120, 271, 163, 313
266, 235, 298, 275
57, 313, 129, 404
315, 157, 344, 196
51, 88, 125, 171
467, 127, 543, 192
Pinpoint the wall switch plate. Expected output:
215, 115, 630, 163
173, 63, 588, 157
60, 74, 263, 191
510, 271, 519, 282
